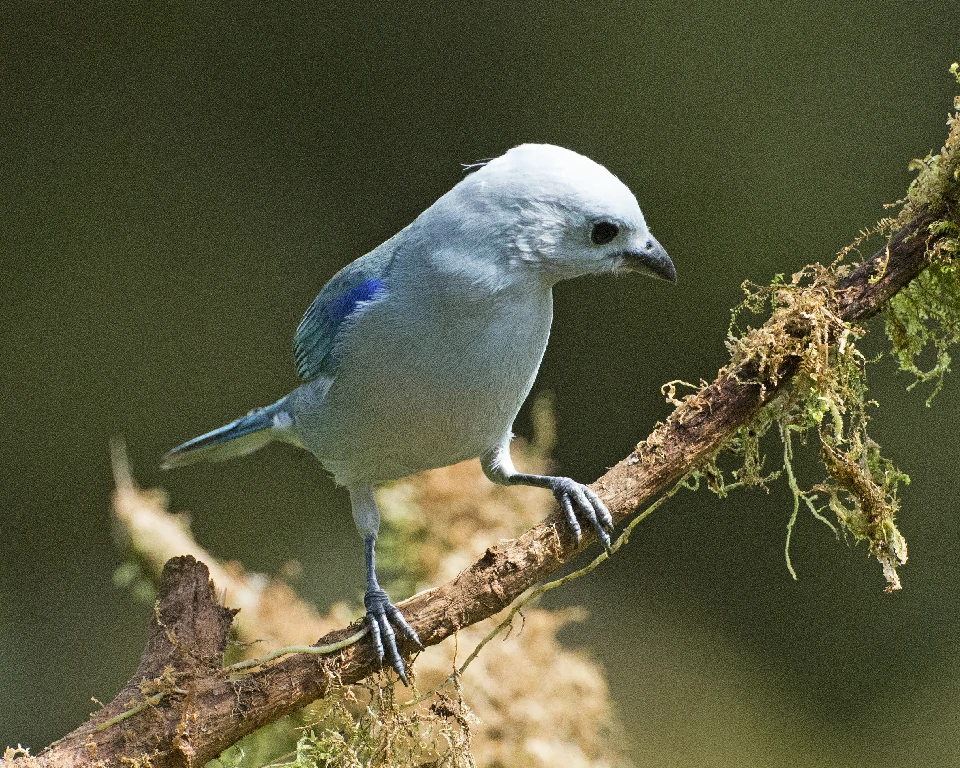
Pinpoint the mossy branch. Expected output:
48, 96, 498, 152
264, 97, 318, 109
12, 73, 960, 768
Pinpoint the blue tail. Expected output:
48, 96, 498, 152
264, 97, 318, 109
162, 400, 300, 469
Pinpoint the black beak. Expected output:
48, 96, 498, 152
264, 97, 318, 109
621, 235, 676, 283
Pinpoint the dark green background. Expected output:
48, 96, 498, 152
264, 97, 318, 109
3, 3, 958, 764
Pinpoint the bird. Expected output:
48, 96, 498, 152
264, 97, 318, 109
163, 143, 675, 684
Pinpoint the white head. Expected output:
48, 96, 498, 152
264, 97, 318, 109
422, 144, 675, 286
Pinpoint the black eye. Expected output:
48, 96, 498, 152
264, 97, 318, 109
591, 221, 619, 245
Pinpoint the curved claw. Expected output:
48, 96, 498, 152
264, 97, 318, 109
582, 485, 615, 533
559, 492, 582, 544
364, 587, 423, 685
550, 477, 614, 552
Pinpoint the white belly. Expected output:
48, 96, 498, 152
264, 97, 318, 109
292, 285, 553, 487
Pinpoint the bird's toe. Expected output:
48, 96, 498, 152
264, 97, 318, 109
583, 486, 615, 533
386, 602, 424, 650
366, 610, 385, 663
558, 491, 583, 544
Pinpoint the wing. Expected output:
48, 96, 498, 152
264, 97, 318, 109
293, 249, 392, 381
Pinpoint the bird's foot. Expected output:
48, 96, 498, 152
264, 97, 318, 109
364, 586, 423, 685
549, 477, 615, 552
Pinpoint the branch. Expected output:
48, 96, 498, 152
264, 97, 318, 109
19, 206, 943, 768
24, 96, 960, 764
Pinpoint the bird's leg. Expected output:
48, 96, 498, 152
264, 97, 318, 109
363, 533, 423, 684
350, 486, 422, 685
481, 433, 615, 551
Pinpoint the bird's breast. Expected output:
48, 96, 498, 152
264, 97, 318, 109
297, 284, 553, 485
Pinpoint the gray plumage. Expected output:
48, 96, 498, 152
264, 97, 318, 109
164, 143, 675, 683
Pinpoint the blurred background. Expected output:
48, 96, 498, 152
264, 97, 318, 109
2, 2, 958, 765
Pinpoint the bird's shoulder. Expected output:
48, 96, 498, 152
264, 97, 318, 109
293, 245, 395, 381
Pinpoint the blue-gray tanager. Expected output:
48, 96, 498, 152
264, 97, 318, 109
163, 143, 675, 683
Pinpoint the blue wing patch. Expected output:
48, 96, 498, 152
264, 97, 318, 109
327, 278, 385, 327
293, 254, 390, 381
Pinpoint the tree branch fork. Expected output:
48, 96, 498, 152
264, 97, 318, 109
9, 205, 949, 768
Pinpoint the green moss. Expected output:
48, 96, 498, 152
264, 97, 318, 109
886, 246, 960, 403
722, 264, 909, 588
884, 66, 960, 404
686, 67, 960, 590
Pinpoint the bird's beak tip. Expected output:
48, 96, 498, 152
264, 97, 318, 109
621, 245, 676, 283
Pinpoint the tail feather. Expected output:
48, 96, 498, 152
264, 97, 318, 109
162, 401, 299, 469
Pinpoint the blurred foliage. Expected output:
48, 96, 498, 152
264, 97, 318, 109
102, 404, 623, 767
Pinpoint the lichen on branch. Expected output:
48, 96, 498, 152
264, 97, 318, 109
677, 65, 960, 590
885, 68, 960, 401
